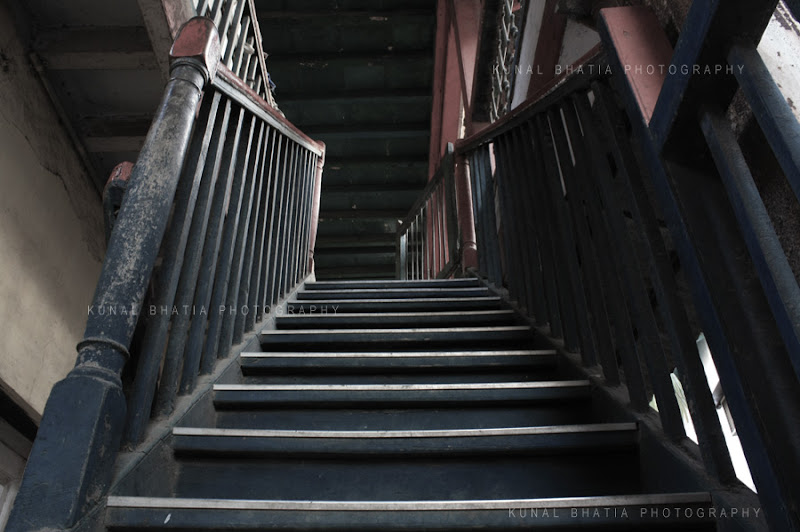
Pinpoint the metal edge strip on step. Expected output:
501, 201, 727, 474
305, 278, 480, 285
285, 297, 502, 304
298, 288, 490, 294
213, 380, 590, 391
275, 310, 516, 319
172, 423, 637, 439
240, 350, 557, 359
260, 326, 532, 335
107, 492, 713, 511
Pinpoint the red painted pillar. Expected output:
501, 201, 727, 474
456, 154, 478, 272
307, 142, 326, 274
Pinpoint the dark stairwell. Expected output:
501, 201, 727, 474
256, 0, 436, 280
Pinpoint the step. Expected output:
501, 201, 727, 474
284, 296, 504, 313
259, 326, 535, 349
240, 349, 556, 374
275, 310, 517, 329
213, 380, 592, 408
214, 405, 596, 432
172, 423, 638, 457
106, 493, 715, 530
295, 287, 491, 300
305, 278, 482, 290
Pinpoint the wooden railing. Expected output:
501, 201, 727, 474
7, 17, 323, 531
396, 144, 460, 280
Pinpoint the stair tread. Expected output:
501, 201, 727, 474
108, 491, 711, 510
241, 349, 555, 358
215, 380, 589, 391
173, 423, 637, 438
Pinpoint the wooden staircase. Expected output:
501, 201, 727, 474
104, 278, 716, 530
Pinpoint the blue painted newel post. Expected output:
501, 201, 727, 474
6, 17, 220, 531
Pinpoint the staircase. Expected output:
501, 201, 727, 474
104, 277, 715, 530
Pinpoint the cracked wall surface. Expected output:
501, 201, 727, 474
0, 2, 104, 418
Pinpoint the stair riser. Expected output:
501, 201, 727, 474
284, 298, 503, 312
240, 355, 556, 375
305, 279, 481, 290
173, 453, 641, 500
296, 288, 491, 299
275, 312, 518, 329
214, 386, 592, 409
173, 431, 638, 458
212, 405, 596, 432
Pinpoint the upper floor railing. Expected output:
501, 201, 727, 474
7, 17, 323, 531
193, 0, 277, 108
396, 144, 459, 280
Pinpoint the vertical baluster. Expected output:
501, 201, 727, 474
235, 126, 273, 343
492, 138, 528, 312
232, 17, 251, 76
155, 92, 227, 408
549, 107, 649, 407
296, 151, 315, 284
510, 123, 566, 337
288, 150, 306, 287
175, 99, 237, 392
210, 0, 225, 27
258, 135, 284, 318
268, 142, 296, 303
498, 132, 549, 326
478, 148, 503, 284
277, 143, 300, 299
217, 120, 265, 357
567, 95, 685, 438
223, 0, 248, 68
534, 115, 619, 383
288, 149, 306, 286
218, 0, 240, 60
201, 112, 256, 370
518, 121, 593, 364
188, 106, 247, 376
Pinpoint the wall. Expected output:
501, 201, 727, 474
0, 2, 105, 420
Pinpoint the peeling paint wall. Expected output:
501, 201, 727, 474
0, 3, 104, 419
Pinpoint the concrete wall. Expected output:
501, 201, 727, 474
0, 2, 105, 419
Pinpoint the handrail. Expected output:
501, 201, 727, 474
6, 16, 324, 531
396, 144, 459, 280
457, 48, 605, 153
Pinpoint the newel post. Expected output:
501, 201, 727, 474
6, 18, 219, 531
308, 142, 326, 274
456, 153, 478, 272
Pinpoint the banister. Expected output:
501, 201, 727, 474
6, 17, 220, 531
7, 13, 326, 531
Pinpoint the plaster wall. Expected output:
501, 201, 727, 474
0, 2, 104, 419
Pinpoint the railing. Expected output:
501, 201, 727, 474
396, 144, 460, 280
194, 0, 276, 108
456, 16, 800, 525
7, 17, 323, 531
